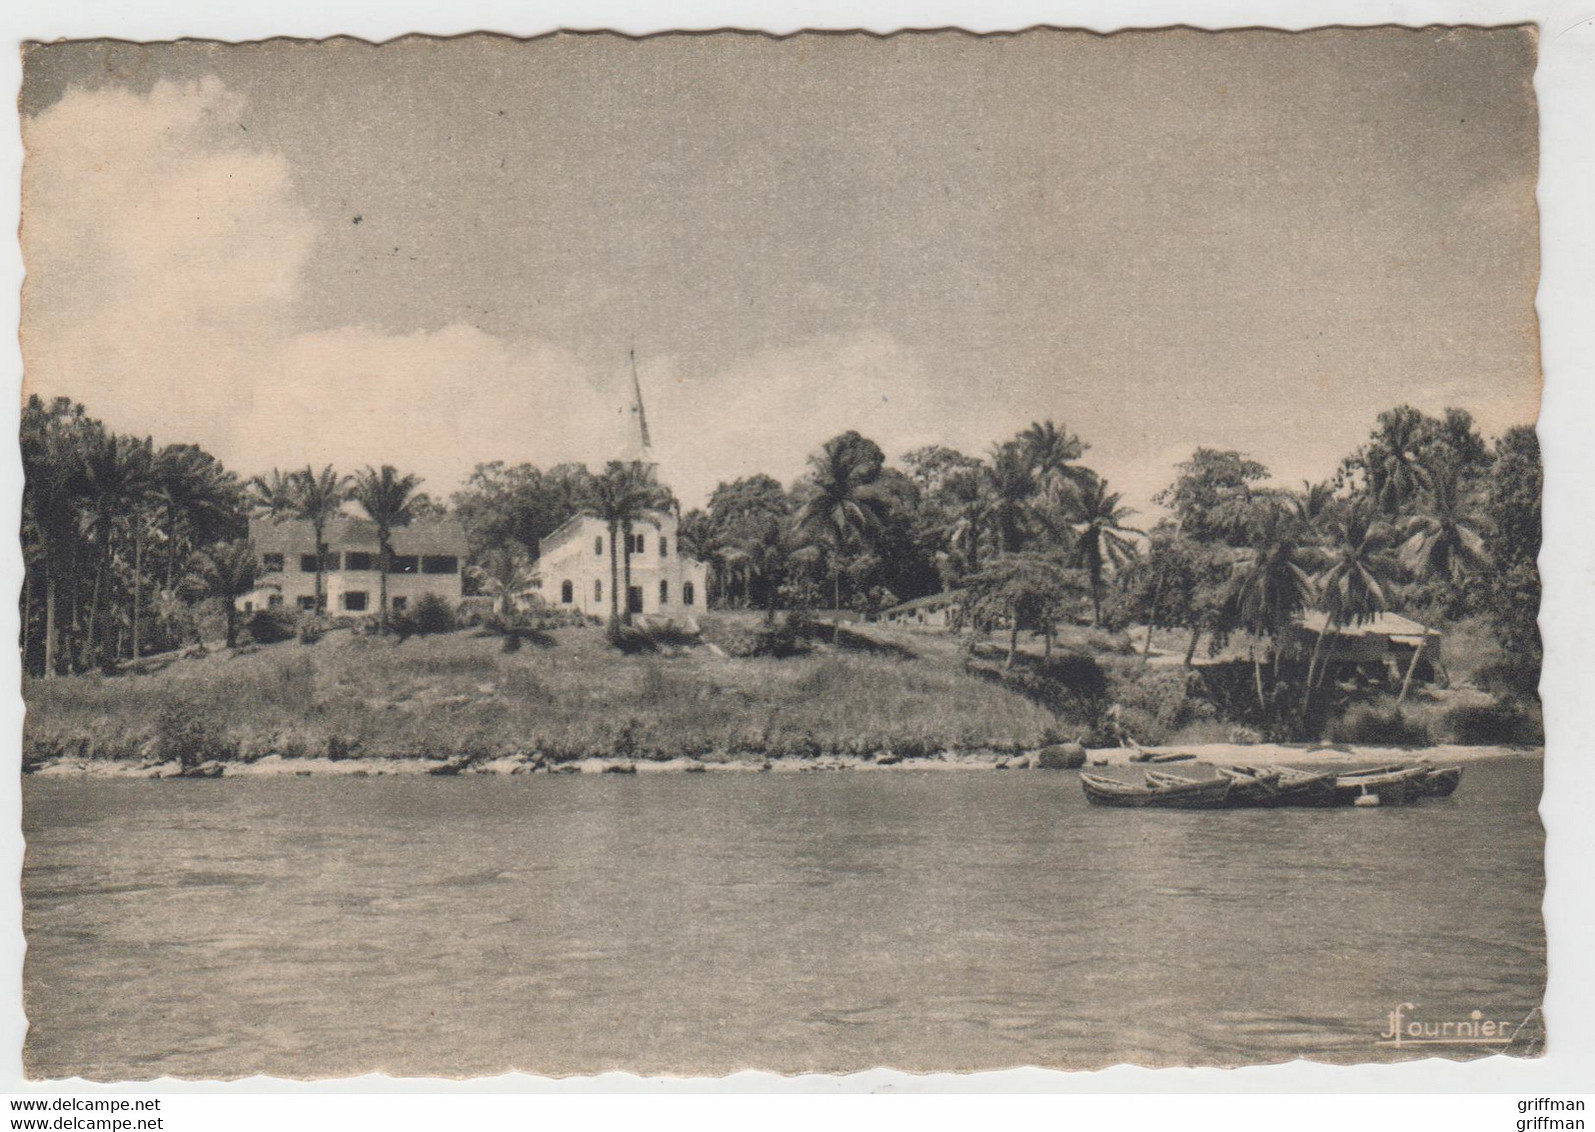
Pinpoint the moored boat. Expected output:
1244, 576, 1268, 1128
1080, 770, 1233, 809
1265, 765, 1338, 807
1213, 765, 1285, 806
1418, 765, 1463, 797
1332, 765, 1429, 806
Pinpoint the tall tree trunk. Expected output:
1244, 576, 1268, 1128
608, 523, 620, 621
83, 524, 111, 671
1184, 625, 1202, 667
621, 522, 634, 625
1300, 627, 1332, 725
131, 526, 143, 661
1396, 624, 1427, 704
1006, 617, 1019, 668
377, 539, 390, 630
43, 569, 56, 679
313, 519, 327, 616
224, 602, 237, 649
165, 512, 178, 591
21, 562, 33, 670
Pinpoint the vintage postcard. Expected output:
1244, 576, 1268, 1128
17, 28, 1544, 1079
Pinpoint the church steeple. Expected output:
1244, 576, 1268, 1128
622, 346, 657, 470
628, 346, 653, 461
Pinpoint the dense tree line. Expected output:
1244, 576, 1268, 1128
21, 392, 1542, 709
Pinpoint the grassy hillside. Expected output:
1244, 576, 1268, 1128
22, 615, 1069, 765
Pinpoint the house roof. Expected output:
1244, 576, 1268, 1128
884, 590, 964, 615
249, 515, 468, 554
1294, 611, 1441, 640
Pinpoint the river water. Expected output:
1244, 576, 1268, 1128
22, 757, 1544, 1079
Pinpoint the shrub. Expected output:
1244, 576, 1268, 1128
1475, 658, 1542, 700
1441, 701, 1543, 746
413, 593, 457, 635
1328, 705, 1434, 748
298, 622, 324, 646
1106, 663, 1214, 742
1035, 653, 1109, 701
501, 633, 523, 653
246, 608, 300, 645
153, 700, 235, 769
606, 617, 657, 655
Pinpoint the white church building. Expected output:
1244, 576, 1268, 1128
534, 511, 707, 620
532, 351, 709, 622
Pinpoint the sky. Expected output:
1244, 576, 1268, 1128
19, 29, 1541, 519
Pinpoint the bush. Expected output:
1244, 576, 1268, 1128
1328, 705, 1434, 748
411, 593, 456, 635
606, 617, 657, 655
298, 622, 324, 646
1441, 701, 1543, 746
153, 700, 235, 769
245, 608, 300, 645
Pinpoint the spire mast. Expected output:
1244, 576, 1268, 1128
629, 345, 653, 459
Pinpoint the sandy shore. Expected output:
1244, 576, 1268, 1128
23, 742, 1540, 779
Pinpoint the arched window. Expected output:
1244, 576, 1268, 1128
659, 536, 668, 557
683, 581, 695, 607
659, 580, 669, 605
633, 532, 646, 554
560, 580, 573, 604
594, 579, 603, 602
594, 536, 603, 557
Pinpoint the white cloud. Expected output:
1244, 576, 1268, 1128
20, 78, 633, 498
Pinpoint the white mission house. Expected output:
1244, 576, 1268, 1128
533, 512, 707, 620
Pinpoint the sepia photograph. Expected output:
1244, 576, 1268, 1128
14, 26, 1549, 1081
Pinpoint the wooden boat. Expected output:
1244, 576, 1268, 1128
1417, 765, 1463, 797
1080, 770, 1233, 809
1212, 765, 1284, 806
1332, 765, 1429, 806
1265, 765, 1338, 807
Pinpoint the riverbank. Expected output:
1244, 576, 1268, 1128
23, 742, 1539, 778
22, 618, 1542, 777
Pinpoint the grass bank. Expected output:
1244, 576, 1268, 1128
22, 615, 1069, 768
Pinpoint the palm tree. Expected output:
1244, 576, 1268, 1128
984, 441, 1037, 555
20, 396, 93, 678
288, 465, 350, 617
1364, 406, 1433, 517
1395, 462, 1488, 702
1226, 498, 1315, 712
1018, 419, 1091, 502
1065, 476, 1140, 625
593, 461, 671, 624
183, 540, 261, 649
468, 547, 536, 615
940, 466, 994, 577
247, 468, 299, 520
153, 444, 243, 589
350, 465, 424, 630
79, 431, 154, 670
1303, 506, 1397, 715
721, 519, 790, 624
794, 433, 888, 612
